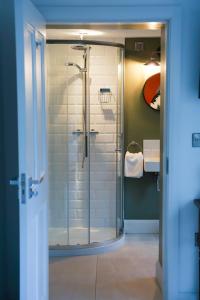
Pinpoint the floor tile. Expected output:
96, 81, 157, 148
49, 234, 162, 300
49, 255, 97, 300
95, 235, 161, 300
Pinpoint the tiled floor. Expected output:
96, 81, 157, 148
49, 234, 162, 300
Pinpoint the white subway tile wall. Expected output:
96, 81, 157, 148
47, 44, 120, 242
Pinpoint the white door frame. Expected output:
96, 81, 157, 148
33, 3, 182, 299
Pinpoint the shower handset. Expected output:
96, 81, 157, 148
82, 106, 87, 169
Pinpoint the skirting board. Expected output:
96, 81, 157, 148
124, 220, 159, 234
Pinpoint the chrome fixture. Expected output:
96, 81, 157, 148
71, 44, 88, 51
28, 173, 45, 199
144, 57, 160, 66
98, 88, 113, 104
144, 49, 161, 66
65, 45, 88, 72
72, 129, 99, 135
89, 129, 99, 134
65, 62, 87, 73
66, 45, 89, 168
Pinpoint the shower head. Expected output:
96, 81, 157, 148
65, 44, 88, 72
65, 62, 87, 73
71, 44, 88, 51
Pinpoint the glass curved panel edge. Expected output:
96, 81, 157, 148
47, 40, 124, 253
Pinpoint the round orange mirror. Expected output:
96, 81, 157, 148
143, 73, 160, 111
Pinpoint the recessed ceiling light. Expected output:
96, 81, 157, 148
65, 29, 103, 39
147, 22, 160, 30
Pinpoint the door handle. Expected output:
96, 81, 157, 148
28, 173, 45, 199
115, 148, 122, 152
30, 173, 45, 185
29, 187, 38, 198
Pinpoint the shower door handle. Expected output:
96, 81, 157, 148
85, 134, 88, 158
81, 133, 88, 168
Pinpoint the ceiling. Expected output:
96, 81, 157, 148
32, 0, 177, 5
46, 28, 161, 40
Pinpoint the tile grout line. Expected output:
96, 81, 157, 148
95, 255, 99, 300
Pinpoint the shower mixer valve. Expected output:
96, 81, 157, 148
72, 129, 99, 134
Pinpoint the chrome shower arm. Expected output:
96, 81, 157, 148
65, 62, 86, 73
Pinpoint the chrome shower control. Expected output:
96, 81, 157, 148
72, 129, 84, 134
72, 129, 99, 135
90, 129, 99, 134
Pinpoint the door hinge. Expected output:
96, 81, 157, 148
9, 173, 26, 204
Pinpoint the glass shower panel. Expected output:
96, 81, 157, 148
90, 45, 118, 243
67, 45, 90, 245
47, 44, 70, 247
116, 48, 124, 236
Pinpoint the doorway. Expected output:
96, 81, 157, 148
46, 23, 166, 300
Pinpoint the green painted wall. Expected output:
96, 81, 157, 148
124, 38, 160, 220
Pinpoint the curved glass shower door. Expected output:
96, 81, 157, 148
89, 44, 123, 243
47, 41, 124, 251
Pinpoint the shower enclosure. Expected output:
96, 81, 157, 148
47, 40, 124, 254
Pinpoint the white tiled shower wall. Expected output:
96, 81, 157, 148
47, 43, 121, 232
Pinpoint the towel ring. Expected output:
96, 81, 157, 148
127, 141, 142, 153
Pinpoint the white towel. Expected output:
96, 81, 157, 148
124, 151, 143, 178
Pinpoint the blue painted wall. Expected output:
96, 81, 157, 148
0, 0, 20, 299
32, 0, 180, 5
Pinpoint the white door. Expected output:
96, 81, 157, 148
15, 2, 48, 300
